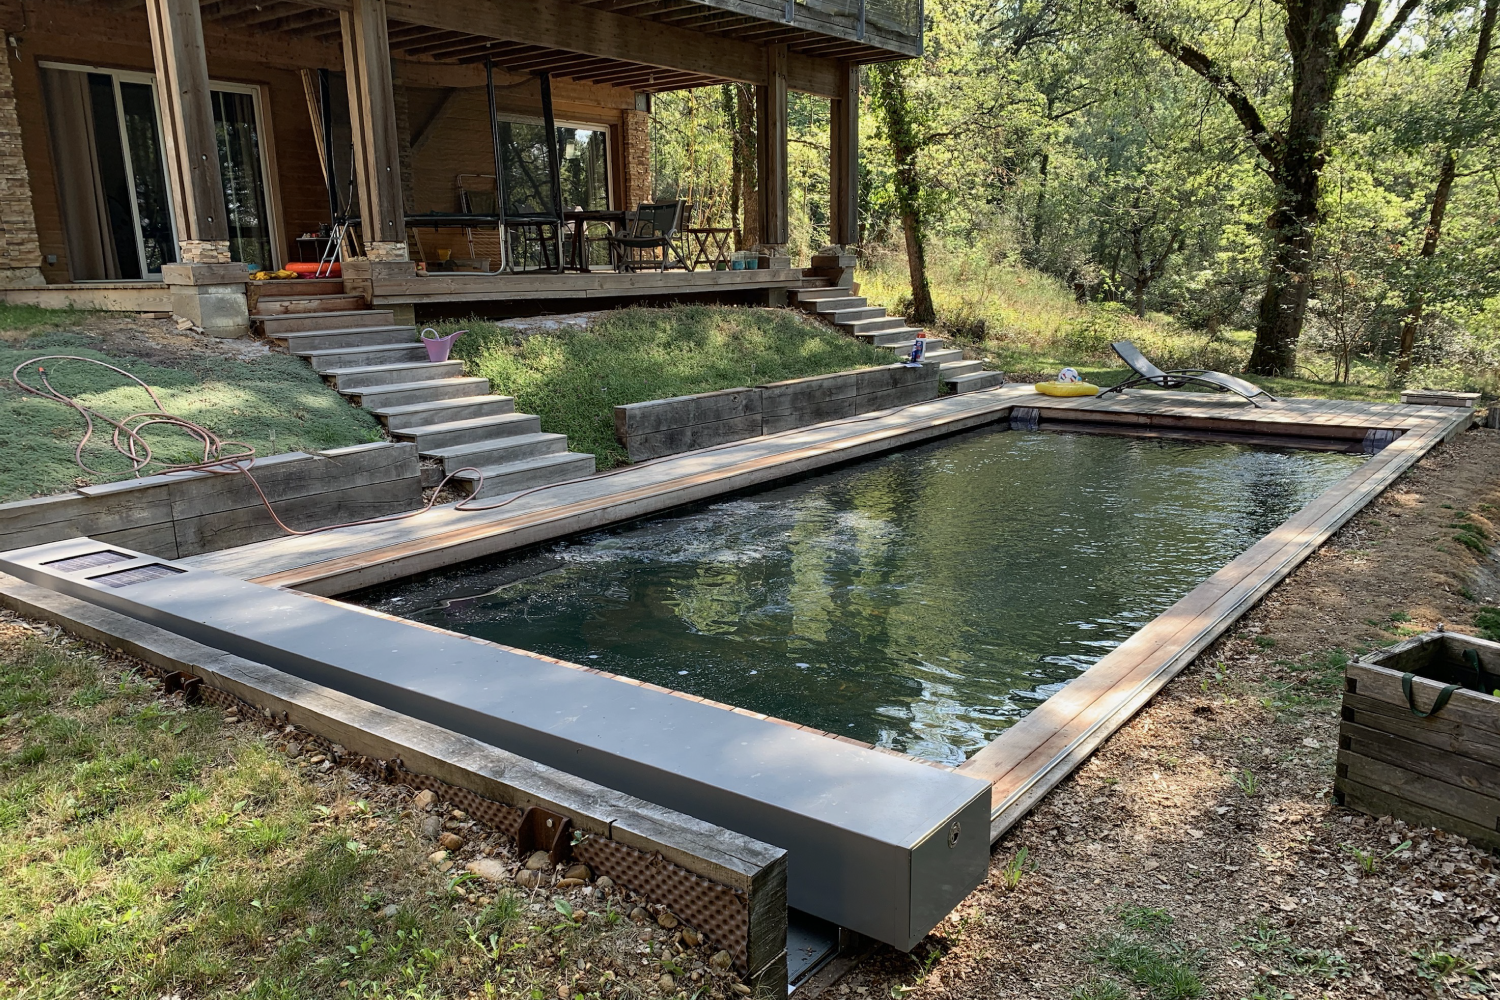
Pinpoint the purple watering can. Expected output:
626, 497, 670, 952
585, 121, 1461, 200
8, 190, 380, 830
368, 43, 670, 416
421, 327, 465, 363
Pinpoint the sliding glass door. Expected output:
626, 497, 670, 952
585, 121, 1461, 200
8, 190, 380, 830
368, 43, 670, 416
41, 63, 279, 280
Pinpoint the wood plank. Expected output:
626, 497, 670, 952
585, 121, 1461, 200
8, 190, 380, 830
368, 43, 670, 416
1345, 663, 1500, 738
342, 0, 406, 244
1336, 777, 1500, 851
369, 0, 840, 96
146, 0, 228, 243
829, 60, 858, 246
1337, 750, 1500, 831
1339, 721, 1500, 799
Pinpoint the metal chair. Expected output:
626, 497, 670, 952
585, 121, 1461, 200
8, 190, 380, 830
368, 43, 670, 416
1101, 340, 1277, 408
608, 200, 688, 272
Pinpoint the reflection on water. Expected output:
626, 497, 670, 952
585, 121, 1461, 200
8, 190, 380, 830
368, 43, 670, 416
362, 430, 1364, 764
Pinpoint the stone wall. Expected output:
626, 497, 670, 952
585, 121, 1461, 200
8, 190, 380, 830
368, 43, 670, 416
620, 107, 652, 208
0, 52, 42, 287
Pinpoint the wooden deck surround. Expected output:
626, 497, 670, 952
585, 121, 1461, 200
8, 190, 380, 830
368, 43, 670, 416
183, 387, 1476, 841
360, 264, 805, 307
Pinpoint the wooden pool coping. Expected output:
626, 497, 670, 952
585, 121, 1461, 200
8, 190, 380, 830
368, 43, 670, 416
181, 387, 1477, 842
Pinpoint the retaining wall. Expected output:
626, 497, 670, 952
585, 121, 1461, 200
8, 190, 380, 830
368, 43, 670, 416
615, 363, 941, 462
0, 442, 422, 558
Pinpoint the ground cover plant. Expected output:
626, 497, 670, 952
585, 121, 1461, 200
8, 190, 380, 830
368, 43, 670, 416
0, 613, 757, 999
0, 310, 379, 502
436, 305, 892, 468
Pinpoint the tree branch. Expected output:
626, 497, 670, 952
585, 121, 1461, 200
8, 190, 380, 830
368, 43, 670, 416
1341, 0, 1422, 66
1111, 0, 1281, 166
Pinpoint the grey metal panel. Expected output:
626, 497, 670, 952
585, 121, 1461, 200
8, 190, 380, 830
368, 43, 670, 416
1, 537, 990, 951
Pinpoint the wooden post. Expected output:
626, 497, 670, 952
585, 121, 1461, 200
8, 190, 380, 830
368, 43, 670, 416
341, 0, 408, 259
145, 0, 228, 263
830, 61, 859, 248
756, 44, 788, 246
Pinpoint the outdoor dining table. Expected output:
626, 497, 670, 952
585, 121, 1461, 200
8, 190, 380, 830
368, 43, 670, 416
563, 209, 627, 272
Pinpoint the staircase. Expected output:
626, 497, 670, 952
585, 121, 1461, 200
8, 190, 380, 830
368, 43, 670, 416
250, 280, 594, 499
790, 281, 1005, 394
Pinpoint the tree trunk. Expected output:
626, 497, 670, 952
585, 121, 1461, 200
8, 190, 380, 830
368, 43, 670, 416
723, 85, 743, 249
1396, 0, 1498, 376
1032, 150, 1050, 250
1246, 0, 1342, 377
869, 63, 935, 326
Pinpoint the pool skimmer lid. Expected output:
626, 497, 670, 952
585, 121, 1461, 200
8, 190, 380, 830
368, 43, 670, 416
1, 537, 991, 951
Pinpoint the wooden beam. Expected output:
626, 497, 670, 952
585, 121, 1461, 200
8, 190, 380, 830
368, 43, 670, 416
830, 61, 858, 246
145, 0, 228, 247
354, 0, 839, 96
341, 0, 406, 245
757, 44, 788, 245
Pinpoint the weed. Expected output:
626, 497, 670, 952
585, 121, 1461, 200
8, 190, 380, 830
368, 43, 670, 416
1095, 934, 1205, 999
1341, 839, 1411, 874
999, 847, 1034, 889
1118, 905, 1173, 937
1233, 769, 1261, 797
1069, 978, 1129, 1000
1255, 636, 1277, 649
1476, 607, 1500, 642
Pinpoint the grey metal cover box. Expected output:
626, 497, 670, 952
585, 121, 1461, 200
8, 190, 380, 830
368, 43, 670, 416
1, 538, 991, 950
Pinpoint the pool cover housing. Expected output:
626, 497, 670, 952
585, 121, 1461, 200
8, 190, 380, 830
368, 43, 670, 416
1, 538, 991, 951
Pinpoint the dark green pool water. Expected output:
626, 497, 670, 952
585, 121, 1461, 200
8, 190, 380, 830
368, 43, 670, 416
363, 429, 1364, 764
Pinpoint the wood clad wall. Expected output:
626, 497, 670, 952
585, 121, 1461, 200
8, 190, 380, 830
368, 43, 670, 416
406, 85, 633, 215
8, 5, 330, 279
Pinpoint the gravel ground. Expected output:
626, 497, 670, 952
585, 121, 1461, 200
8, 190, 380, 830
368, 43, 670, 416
841, 426, 1500, 1000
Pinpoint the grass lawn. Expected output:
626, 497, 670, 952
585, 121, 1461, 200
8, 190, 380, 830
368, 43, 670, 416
0, 617, 739, 1000
432, 306, 892, 469
0, 308, 381, 503
854, 254, 1453, 404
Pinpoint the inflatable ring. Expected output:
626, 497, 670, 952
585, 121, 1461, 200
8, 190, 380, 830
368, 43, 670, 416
1034, 381, 1100, 397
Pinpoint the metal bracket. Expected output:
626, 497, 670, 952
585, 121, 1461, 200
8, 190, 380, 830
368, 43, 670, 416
516, 806, 574, 865
783, 0, 795, 23
856, 0, 865, 40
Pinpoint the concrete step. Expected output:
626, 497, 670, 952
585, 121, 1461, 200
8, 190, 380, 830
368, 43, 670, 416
372, 395, 516, 431
873, 336, 948, 354
253, 294, 368, 316
859, 327, 932, 347
257, 309, 394, 334
945, 370, 1006, 393
828, 306, 888, 325
297, 342, 430, 372
275, 325, 418, 352
844, 315, 909, 337
810, 296, 869, 314
424, 431, 569, 474
939, 359, 984, 378
791, 285, 852, 303
390, 412, 542, 450
325, 360, 465, 391
454, 451, 597, 499
345, 376, 492, 410
906, 347, 963, 365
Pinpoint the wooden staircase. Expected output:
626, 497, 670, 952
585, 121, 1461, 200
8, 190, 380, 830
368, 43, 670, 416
250, 280, 594, 499
791, 275, 1005, 394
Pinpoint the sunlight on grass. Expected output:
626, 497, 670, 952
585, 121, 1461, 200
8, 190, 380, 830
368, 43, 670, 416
440, 305, 892, 468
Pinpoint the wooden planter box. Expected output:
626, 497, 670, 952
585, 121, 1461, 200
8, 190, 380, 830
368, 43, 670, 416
1336, 631, 1500, 851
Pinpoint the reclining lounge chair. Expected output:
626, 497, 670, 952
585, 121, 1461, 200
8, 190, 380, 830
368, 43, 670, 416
1102, 340, 1277, 408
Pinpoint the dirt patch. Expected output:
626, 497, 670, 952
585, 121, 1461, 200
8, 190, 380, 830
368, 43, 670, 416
2, 310, 269, 365
847, 427, 1500, 999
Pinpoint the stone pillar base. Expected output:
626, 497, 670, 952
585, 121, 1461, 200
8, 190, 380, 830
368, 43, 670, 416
179, 240, 233, 264
360, 241, 411, 262
162, 262, 251, 339
0, 266, 45, 289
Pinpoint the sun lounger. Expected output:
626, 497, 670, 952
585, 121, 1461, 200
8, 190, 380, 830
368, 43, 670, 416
1102, 340, 1277, 408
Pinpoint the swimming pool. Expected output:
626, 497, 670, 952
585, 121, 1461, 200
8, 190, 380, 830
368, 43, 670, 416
361, 428, 1364, 764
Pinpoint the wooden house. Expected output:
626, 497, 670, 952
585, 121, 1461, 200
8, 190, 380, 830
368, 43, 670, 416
0, 0, 919, 334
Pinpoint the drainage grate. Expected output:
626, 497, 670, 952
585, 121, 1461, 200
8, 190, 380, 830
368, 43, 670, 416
88, 564, 187, 588
1010, 406, 1040, 431
42, 550, 131, 573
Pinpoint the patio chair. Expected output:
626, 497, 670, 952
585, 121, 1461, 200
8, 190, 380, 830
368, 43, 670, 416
1101, 340, 1277, 408
608, 200, 688, 272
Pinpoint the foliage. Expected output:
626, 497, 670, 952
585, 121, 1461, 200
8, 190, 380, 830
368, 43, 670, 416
650, 0, 1500, 394
440, 306, 890, 469
0, 327, 380, 503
